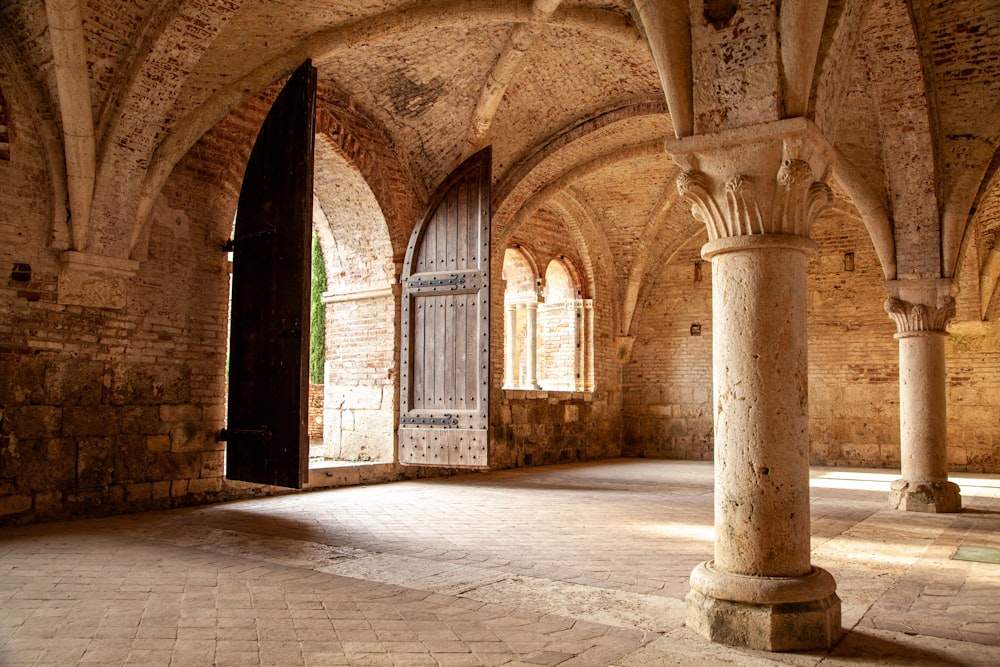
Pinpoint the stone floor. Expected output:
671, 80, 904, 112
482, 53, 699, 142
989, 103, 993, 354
2, 459, 1000, 666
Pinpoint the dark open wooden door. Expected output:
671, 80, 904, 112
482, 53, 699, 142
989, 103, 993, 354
399, 147, 491, 467
225, 61, 316, 488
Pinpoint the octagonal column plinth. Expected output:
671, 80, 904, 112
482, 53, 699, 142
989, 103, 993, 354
885, 281, 962, 513
669, 118, 841, 652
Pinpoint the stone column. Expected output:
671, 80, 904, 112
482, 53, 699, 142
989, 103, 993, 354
583, 300, 595, 392
575, 300, 586, 391
524, 301, 540, 389
885, 280, 961, 512
505, 302, 519, 388
668, 118, 840, 652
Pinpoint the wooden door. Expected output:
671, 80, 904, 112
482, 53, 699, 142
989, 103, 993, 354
225, 61, 316, 488
399, 147, 491, 467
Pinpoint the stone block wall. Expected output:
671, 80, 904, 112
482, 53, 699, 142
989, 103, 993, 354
320, 293, 397, 462
491, 390, 620, 468
0, 85, 268, 524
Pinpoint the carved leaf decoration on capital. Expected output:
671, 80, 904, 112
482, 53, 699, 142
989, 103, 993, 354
677, 163, 831, 241
725, 175, 764, 236
776, 158, 832, 236
884, 296, 956, 333
677, 170, 725, 241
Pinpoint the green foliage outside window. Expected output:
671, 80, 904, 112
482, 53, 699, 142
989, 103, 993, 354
309, 232, 327, 384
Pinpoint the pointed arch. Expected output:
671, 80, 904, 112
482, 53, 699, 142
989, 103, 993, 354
0, 20, 68, 248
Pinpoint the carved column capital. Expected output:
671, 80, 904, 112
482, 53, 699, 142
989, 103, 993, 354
884, 296, 956, 336
667, 119, 834, 243
884, 279, 955, 336
676, 162, 831, 242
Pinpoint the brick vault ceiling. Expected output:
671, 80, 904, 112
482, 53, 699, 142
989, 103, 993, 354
1, 0, 997, 300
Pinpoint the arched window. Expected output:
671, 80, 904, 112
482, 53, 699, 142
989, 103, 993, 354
538, 258, 593, 391
503, 248, 593, 392
502, 247, 539, 389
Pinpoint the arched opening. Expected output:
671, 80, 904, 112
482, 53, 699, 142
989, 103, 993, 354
502, 246, 539, 389
310, 137, 397, 465
502, 246, 594, 392
538, 257, 593, 391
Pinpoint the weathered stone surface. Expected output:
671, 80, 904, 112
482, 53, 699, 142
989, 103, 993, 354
169, 423, 214, 453
890, 480, 962, 513
13, 438, 76, 492
0, 360, 47, 404
44, 359, 105, 406
0, 493, 31, 517
7, 406, 62, 438
62, 406, 118, 436
119, 406, 166, 435
686, 589, 842, 652
886, 280, 962, 513
111, 364, 191, 406
77, 437, 115, 488
159, 404, 202, 423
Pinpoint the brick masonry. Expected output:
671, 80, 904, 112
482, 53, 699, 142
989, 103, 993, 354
623, 209, 1000, 472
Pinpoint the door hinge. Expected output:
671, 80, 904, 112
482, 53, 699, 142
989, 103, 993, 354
223, 226, 278, 251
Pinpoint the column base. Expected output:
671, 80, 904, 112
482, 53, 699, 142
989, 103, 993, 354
686, 561, 841, 651
890, 480, 962, 513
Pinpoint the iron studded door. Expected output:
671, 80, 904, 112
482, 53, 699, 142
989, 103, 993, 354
399, 147, 491, 467
225, 61, 316, 488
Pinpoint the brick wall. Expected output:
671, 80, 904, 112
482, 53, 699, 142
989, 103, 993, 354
622, 234, 714, 460
321, 293, 397, 463
537, 300, 587, 391
624, 210, 1000, 473
0, 85, 268, 524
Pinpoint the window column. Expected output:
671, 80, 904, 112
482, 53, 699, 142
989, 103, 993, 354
524, 301, 540, 389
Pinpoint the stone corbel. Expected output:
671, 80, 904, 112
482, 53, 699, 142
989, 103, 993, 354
614, 335, 634, 364
58, 251, 140, 309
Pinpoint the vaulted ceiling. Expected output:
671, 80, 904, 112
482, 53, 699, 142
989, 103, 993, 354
1, 0, 998, 322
